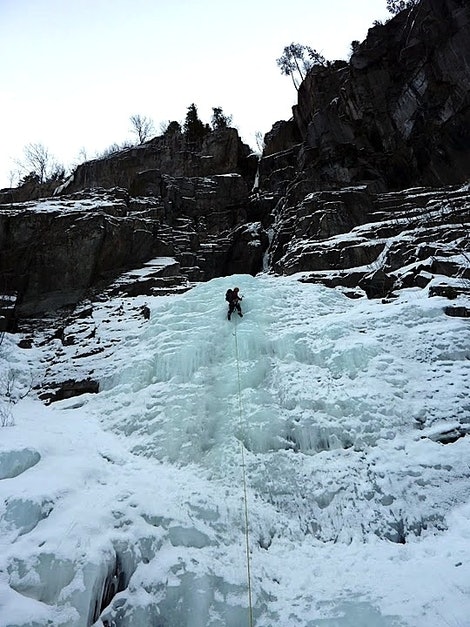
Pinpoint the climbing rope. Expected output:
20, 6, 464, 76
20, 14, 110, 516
233, 320, 254, 627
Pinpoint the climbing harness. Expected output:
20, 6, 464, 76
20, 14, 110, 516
233, 319, 254, 627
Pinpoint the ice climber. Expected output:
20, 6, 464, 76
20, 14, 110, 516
225, 287, 243, 320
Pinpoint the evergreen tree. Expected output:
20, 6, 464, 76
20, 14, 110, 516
210, 107, 232, 130
183, 103, 209, 146
164, 120, 182, 136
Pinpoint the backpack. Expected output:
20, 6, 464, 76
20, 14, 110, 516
225, 289, 233, 302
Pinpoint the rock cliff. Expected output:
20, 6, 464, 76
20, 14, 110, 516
256, 0, 470, 299
263, 0, 470, 192
0, 0, 469, 327
63, 127, 257, 194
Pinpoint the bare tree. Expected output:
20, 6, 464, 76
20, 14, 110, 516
71, 147, 89, 170
95, 140, 134, 159
0, 368, 33, 427
276, 43, 327, 91
15, 142, 64, 183
129, 114, 155, 144
7, 169, 19, 188
0, 403, 13, 427
16, 143, 51, 182
77, 146, 88, 163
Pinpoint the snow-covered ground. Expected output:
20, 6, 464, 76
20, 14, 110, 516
1, 274, 470, 626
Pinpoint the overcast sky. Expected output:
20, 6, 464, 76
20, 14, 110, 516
0, 0, 391, 188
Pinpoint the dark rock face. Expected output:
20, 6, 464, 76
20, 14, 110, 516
269, 184, 470, 297
224, 222, 269, 276
0, 293, 17, 332
0, 170, 256, 314
62, 128, 257, 194
444, 305, 470, 317
40, 378, 99, 404
0, 128, 258, 317
250, 0, 470, 300
1, 0, 469, 320
264, 0, 470, 192
0, 177, 63, 204
263, 120, 301, 158
0, 190, 163, 314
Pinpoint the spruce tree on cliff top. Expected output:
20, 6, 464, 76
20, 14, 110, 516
183, 103, 210, 148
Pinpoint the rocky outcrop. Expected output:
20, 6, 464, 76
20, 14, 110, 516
269, 184, 470, 298
0, 168, 262, 314
0, 189, 160, 314
263, 0, 470, 192
263, 120, 301, 158
1, 0, 469, 321
40, 378, 100, 404
248, 0, 470, 300
61, 128, 257, 195
0, 293, 17, 332
0, 177, 63, 204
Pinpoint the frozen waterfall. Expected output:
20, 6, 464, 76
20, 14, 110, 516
1, 274, 470, 626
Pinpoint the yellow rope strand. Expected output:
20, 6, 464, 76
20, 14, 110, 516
234, 322, 254, 627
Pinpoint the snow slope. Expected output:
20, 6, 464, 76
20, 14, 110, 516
1, 274, 470, 626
